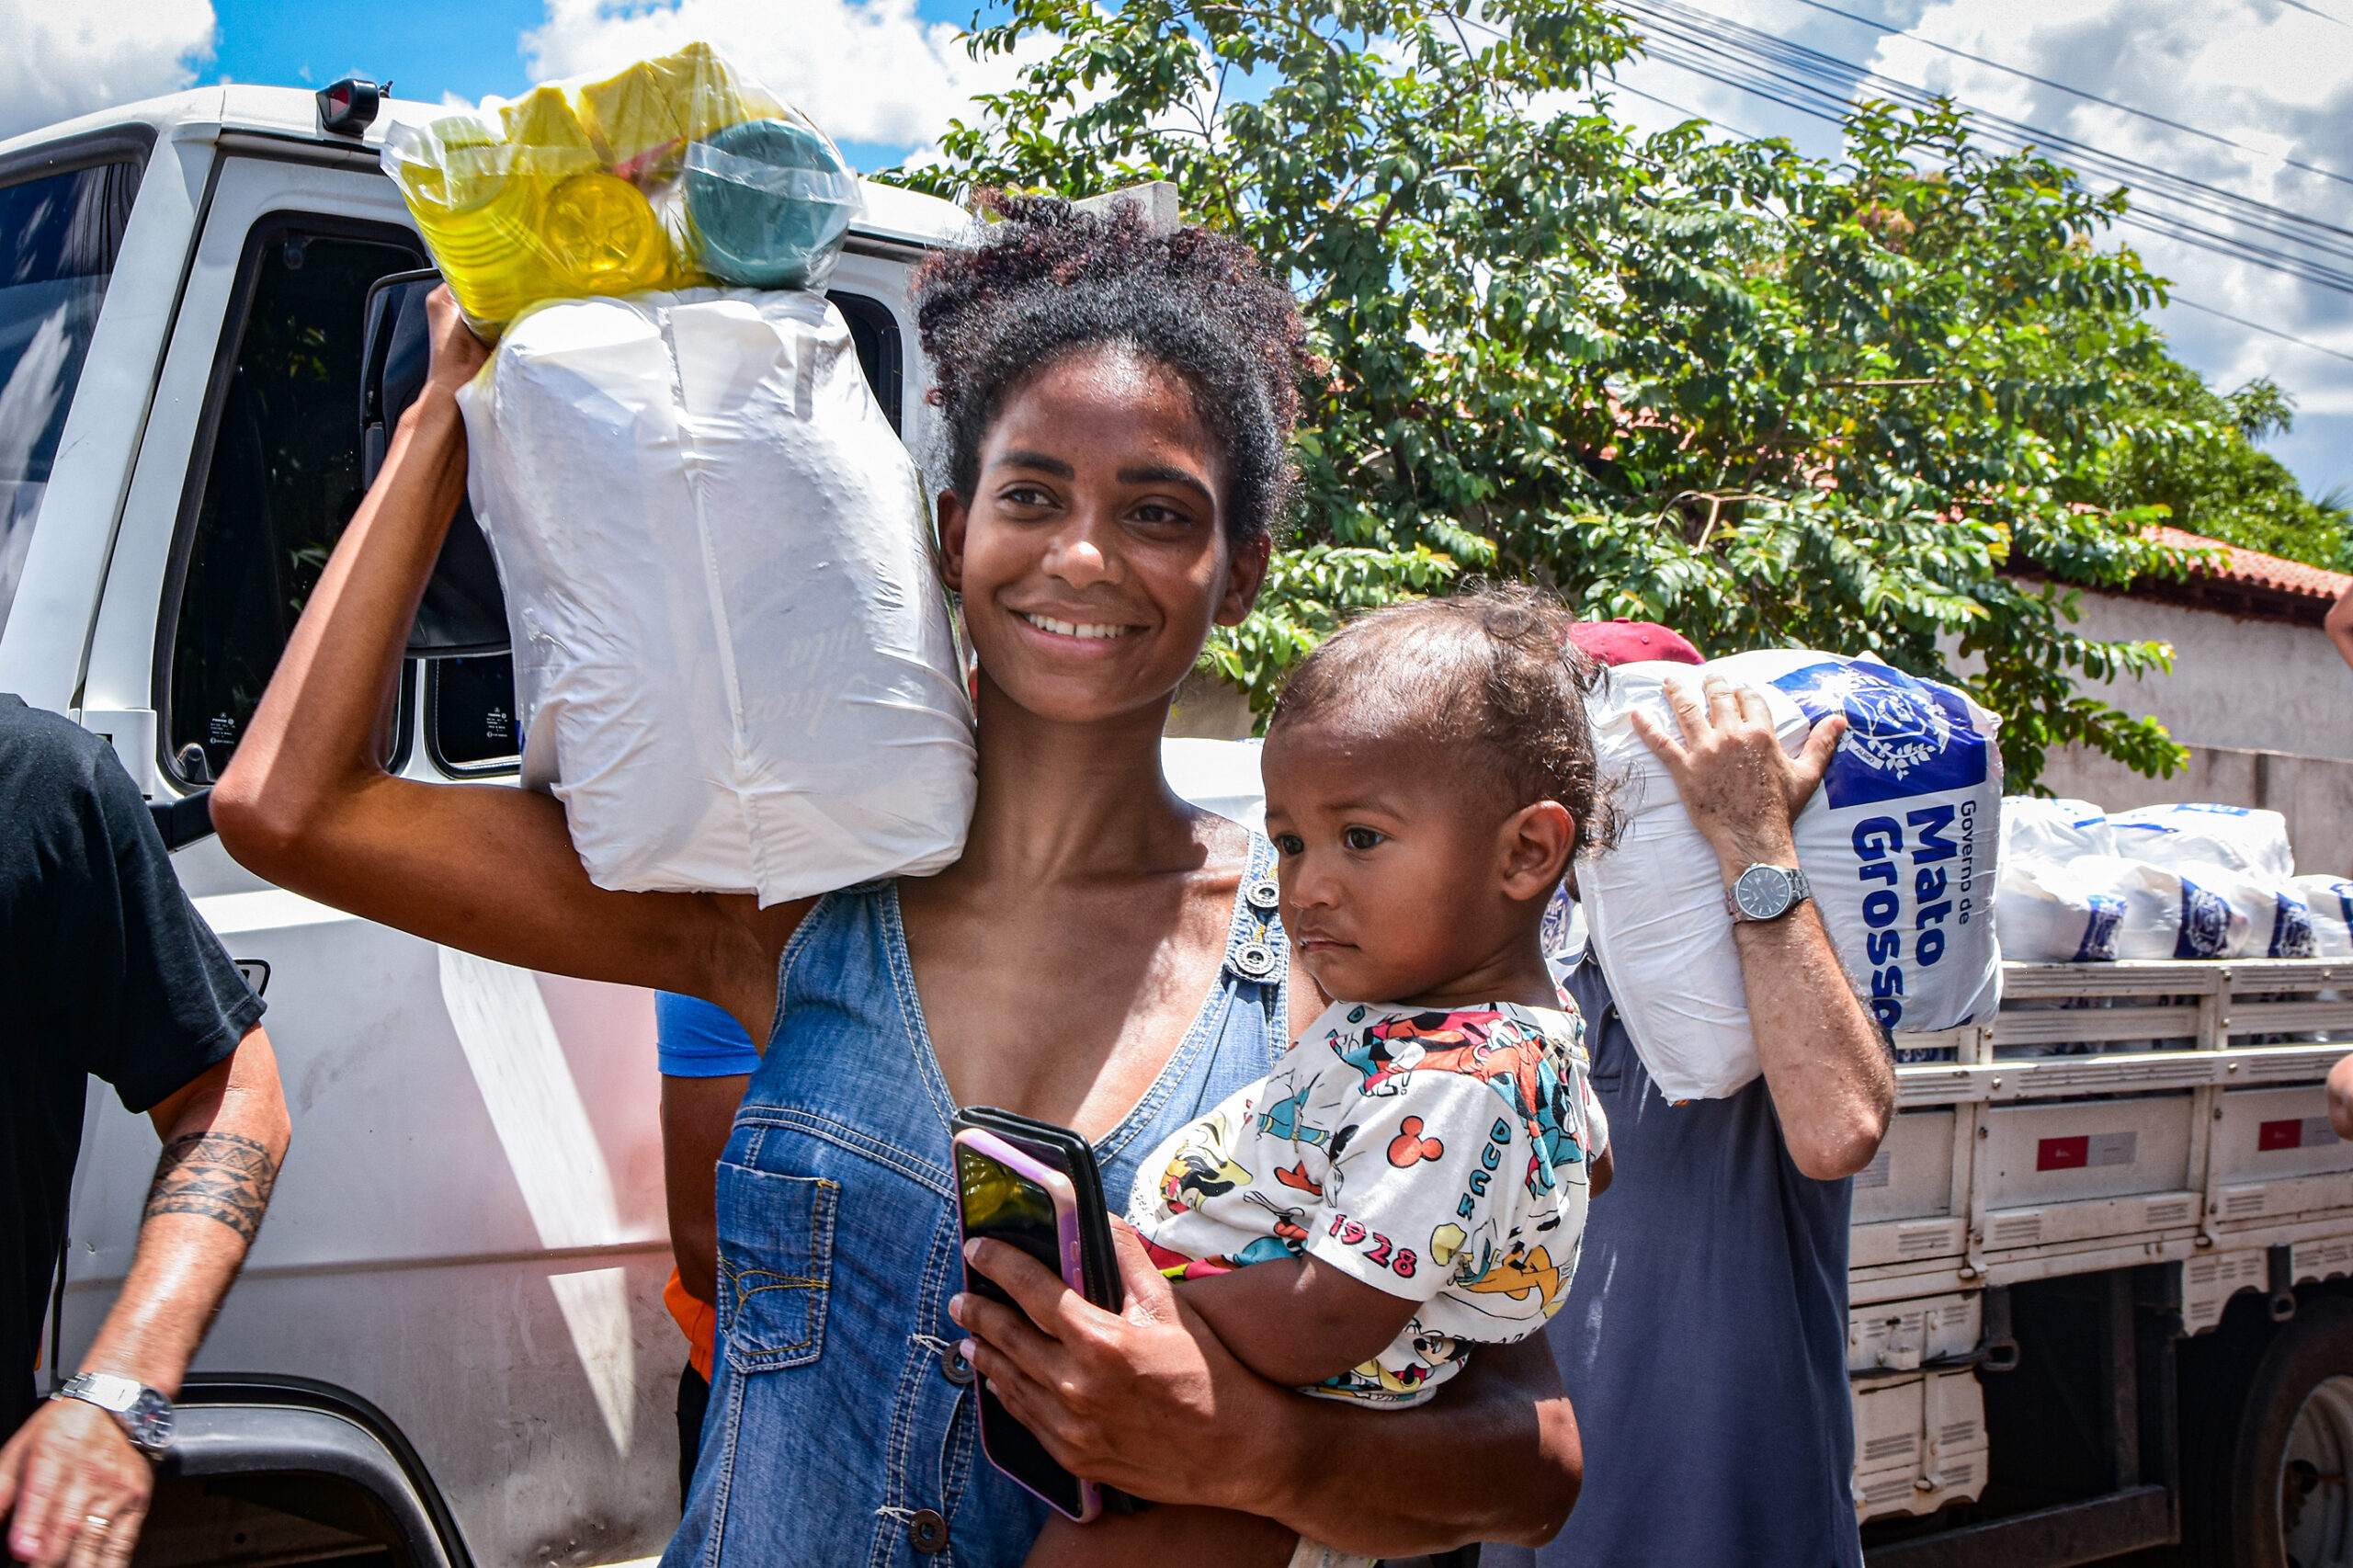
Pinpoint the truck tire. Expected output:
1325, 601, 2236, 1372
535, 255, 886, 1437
2186, 1294, 2353, 1567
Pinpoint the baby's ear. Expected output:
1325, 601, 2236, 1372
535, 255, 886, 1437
1499, 801, 1575, 900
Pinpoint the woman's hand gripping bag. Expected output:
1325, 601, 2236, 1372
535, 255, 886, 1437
1580, 651, 2003, 1100
459, 290, 977, 902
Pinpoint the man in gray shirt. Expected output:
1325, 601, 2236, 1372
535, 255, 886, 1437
1491, 632, 1895, 1568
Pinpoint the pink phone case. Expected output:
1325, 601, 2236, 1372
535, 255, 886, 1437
951, 1127, 1101, 1521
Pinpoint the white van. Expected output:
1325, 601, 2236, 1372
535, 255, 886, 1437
3, 83, 963, 1568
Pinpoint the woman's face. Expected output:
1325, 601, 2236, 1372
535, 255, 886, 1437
938, 346, 1268, 727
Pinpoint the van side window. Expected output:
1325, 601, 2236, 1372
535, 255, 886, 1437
0, 161, 140, 637
165, 222, 424, 783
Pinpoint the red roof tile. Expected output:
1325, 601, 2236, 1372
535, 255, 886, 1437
2146, 525, 2352, 604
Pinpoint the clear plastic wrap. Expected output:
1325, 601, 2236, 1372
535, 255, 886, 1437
381, 43, 862, 332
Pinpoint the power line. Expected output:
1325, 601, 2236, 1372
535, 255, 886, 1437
1768, 0, 2353, 189
2275, 1, 2350, 27
1616, 0, 2353, 299
2164, 295, 2353, 367
1600, 53, 2353, 369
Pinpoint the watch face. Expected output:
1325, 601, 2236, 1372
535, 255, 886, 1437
1734, 866, 1792, 920
126, 1390, 174, 1452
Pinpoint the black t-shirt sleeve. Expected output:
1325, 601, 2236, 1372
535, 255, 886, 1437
74, 739, 265, 1114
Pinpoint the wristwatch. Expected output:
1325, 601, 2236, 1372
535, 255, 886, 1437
53, 1372, 175, 1459
1725, 863, 1812, 923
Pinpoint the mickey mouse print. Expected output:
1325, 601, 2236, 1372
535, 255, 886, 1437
1127, 996, 1606, 1406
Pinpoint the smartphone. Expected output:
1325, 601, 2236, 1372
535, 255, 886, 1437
953, 1106, 1123, 1312
952, 1126, 1102, 1521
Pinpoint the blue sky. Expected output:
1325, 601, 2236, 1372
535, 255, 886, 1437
202, 0, 1000, 171
206, 0, 554, 108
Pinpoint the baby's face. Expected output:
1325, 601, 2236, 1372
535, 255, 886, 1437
1261, 716, 1526, 1006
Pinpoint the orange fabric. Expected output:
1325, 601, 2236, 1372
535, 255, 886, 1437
665, 1267, 718, 1382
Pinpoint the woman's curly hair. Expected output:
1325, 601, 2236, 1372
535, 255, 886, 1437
1269, 585, 1624, 857
911, 193, 1313, 544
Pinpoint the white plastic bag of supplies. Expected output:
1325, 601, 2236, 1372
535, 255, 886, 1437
1581, 651, 2004, 1100
2106, 803, 2293, 881
460, 289, 976, 903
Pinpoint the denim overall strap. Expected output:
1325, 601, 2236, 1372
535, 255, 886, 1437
666, 835, 1290, 1568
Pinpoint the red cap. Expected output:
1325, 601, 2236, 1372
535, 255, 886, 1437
1567, 619, 1703, 667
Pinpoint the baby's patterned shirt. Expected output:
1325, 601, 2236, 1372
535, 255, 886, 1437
1127, 995, 1604, 1405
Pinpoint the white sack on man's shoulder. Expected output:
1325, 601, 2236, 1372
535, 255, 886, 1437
461, 289, 977, 904
1580, 650, 2003, 1102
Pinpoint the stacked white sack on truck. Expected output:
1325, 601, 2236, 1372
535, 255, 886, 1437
1581, 651, 2003, 1101
1993, 800, 2314, 960
461, 290, 974, 902
2295, 876, 2353, 957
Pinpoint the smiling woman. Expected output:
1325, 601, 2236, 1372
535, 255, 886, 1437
211, 195, 1585, 1568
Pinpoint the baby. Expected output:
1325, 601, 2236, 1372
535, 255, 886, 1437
1027, 585, 1617, 1568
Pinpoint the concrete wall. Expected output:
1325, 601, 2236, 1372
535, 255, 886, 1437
2059, 587, 2353, 762
2029, 586, 2353, 877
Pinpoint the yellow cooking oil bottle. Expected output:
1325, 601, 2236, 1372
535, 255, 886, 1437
387, 82, 668, 328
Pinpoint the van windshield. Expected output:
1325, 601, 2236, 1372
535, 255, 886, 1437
0, 162, 138, 636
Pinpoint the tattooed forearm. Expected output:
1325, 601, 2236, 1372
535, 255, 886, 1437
144, 1131, 279, 1244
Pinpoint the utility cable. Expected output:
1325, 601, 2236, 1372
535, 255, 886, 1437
1616, 0, 2353, 298
1601, 75, 2353, 367
1764, 0, 2353, 190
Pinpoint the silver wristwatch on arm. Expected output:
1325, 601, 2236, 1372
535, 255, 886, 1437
1725, 862, 1812, 923
53, 1371, 176, 1459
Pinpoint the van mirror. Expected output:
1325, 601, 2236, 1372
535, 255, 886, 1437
360, 268, 509, 657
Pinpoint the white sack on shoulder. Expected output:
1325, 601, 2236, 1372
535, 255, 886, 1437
461, 290, 976, 903
2107, 803, 2293, 881
1581, 651, 2003, 1101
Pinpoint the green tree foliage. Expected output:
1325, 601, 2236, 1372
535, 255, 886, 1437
892, 0, 2230, 789
2072, 364, 2350, 569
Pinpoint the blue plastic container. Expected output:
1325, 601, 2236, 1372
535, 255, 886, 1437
681, 119, 858, 289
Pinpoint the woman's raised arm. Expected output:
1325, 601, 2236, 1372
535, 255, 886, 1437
210, 288, 800, 1042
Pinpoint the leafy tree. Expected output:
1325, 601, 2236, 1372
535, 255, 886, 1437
892, 0, 2218, 789
2071, 364, 2350, 569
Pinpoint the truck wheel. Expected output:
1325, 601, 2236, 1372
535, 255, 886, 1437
2201, 1295, 2353, 1567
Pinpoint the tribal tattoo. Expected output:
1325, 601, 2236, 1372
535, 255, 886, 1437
144, 1131, 279, 1244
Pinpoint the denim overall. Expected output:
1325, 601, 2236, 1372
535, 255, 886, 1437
665, 837, 1290, 1568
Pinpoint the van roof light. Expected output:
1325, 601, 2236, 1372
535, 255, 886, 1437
317, 77, 381, 137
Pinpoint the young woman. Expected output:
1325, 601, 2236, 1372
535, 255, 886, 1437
214, 199, 1584, 1566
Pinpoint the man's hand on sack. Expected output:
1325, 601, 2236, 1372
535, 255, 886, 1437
421, 284, 492, 406
1630, 675, 1848, 882
0, 1395, 153, 1568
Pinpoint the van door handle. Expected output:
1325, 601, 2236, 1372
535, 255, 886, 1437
151, 790, 214, 851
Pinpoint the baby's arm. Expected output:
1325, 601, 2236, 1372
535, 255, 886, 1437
1173, 1254, 1421, 1388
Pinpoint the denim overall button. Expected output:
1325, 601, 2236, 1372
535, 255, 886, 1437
1245, 878, 1280, 912
940, 1343, 974, 1385
1233, 941, 1277, 979
908, 1509, 950, 1554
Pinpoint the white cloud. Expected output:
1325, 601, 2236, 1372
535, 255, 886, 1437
0, 0, 215, 142
1876, 0, 2353, 494
522, 0, 1054, 153
1605, 0, 2353, 501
